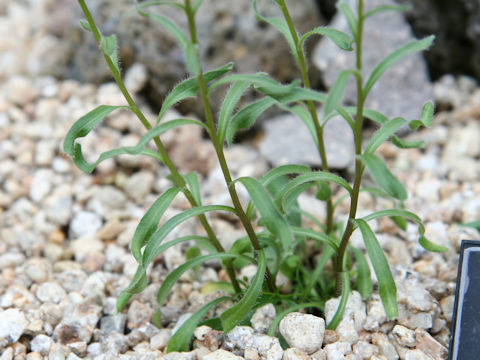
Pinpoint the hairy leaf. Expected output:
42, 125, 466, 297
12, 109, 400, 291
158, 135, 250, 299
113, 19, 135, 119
183, 172, 202, 205
356, 219, 398, 319
364, 117, 407, 154
235, 177, 293, 253
391, 135, 426, 149
79, 19, 92, 32
226, 97, 276, 146
364, 4, 410, 19
359, 153, 407, 200
323, 70, 354, 119
100, 34, 120, 73
338, 0, 358, 38
363, 36, 435, 98
326, 272, 350, 329
220, 251, 267, 333
300, 27, 353, 51
131, 187, 180, 262
168, 296, 230, 352
158, 62, 233, 122
409, 101, 434, 130
218, 82, 251, 144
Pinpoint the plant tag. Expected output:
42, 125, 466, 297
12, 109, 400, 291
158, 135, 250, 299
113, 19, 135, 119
448, 240, 480, 359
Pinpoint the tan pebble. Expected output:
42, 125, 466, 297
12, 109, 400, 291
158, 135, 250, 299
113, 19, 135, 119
415, 328, 448, 360
48, 230, 66, 245
323, 329, 338, 345
97, 218, 125, 241
244, 347, 260, 360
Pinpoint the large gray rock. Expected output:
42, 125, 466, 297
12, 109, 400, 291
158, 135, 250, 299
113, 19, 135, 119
313, 0, 434, 122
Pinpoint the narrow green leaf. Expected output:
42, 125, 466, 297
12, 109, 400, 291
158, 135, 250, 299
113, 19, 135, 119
118, 235, 215, 312
409, 101, 435, 130
390, 215, 408, 231
220, 251, 267, 333
150, 14, 188, 48
131, 187, 180, 262
361, 108, 389, 125
316, 181, 332, 201
226, 97, 276, 146
201, 282, 235, 295
259, 86, 327, 105
419, 235, 449, 253
356, 219, 398, 319
460, 220, 480, 232
391, 135, 426, 149
338, 0, 358, 38
359, 153, 407, 200
268, 302, 323, 337
361, 209, 423, 232
334, 105, 355, 130
183, 172, 202, 205
100, 34, 120, 73
218, 82, 251, 144
364, 4, 411, 19
261, 164, 311, 187
192, 0, 204, 13
143, 205, 236, 266
168, 296, 230, 352
209, 72, 276, 92
157, 253, 254, 307
364, 117, 407, 154
299, 27, 354, 51
132, 0, 185, 12
300, 244, 335, 300
158, 62, 234, 122
350, 246, 373, 300
326, 272, 351, 330
363, 36, 435, 98
64, 105, 127, 156
323, 70, 353, 119
253, 0, 298, 63
291, 227, 338, 251
283, 182, 314, 212
235, 177, 294, 253
79, 19, 92, 32
275, 172, 353, 210
67, 118, 207, 173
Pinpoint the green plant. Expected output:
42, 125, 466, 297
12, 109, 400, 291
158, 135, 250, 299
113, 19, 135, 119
64, 0, 448, 352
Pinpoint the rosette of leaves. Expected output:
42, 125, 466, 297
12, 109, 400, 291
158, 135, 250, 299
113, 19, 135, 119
65, 0, 447, 352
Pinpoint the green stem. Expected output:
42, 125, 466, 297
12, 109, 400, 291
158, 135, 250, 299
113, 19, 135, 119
335, 0, 365, 277
277, 0, 334, 234
78, 0, 241, 295
184, 0, 277, 293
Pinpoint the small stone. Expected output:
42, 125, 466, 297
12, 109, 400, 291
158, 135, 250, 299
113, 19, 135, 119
0, 347, 13, 360
352, 341, 379, 359
149, 328, 171, 351
30, 334, 54, 355
244, 348, 260, 360
283, 348, 310, 360
0, 252, 26, 269
392, 325, 416, 348
127, 300, 153, 329
48, 342, 70, 360
251, 303, 276, 334
87, 342, 102, 357
36, 281, 68, 304
125, 63, 148, 94
70, 211, 103, 238
396, 304, 433, 330
279, 312, 325, 354
97, 218, 125, 241
26, 352, 43, 360
29, 169, 53, 203
35, 140, 56, 166
67, 341, 88, 357
414, 328, 448, 360
123, 171, 155, 203
53, 302, 102, 343
55, 269, 88, 293
0, 309, 28, 346
323, 329, 339, 345
86, 186, 127, 219
372, 333, 399, 360
440, 295, 455, 322
7, 76, 39, 106
404, 349, 432, 360
101, 331, 129, 354
194, 325, 212, 341
100, 314, 127, 335
52, 157, 71, 173
324, 342, 352, 359
24, 257, 51, 283
200, 349, 244, 360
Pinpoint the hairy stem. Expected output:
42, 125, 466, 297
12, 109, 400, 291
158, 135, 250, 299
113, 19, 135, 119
335, 0, 365, 278
78, 0, 241, 294
184, 0, 277, 292
277, 0, 335, 234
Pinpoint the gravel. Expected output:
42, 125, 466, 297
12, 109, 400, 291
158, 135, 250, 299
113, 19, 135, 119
1, 3, 480, 360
